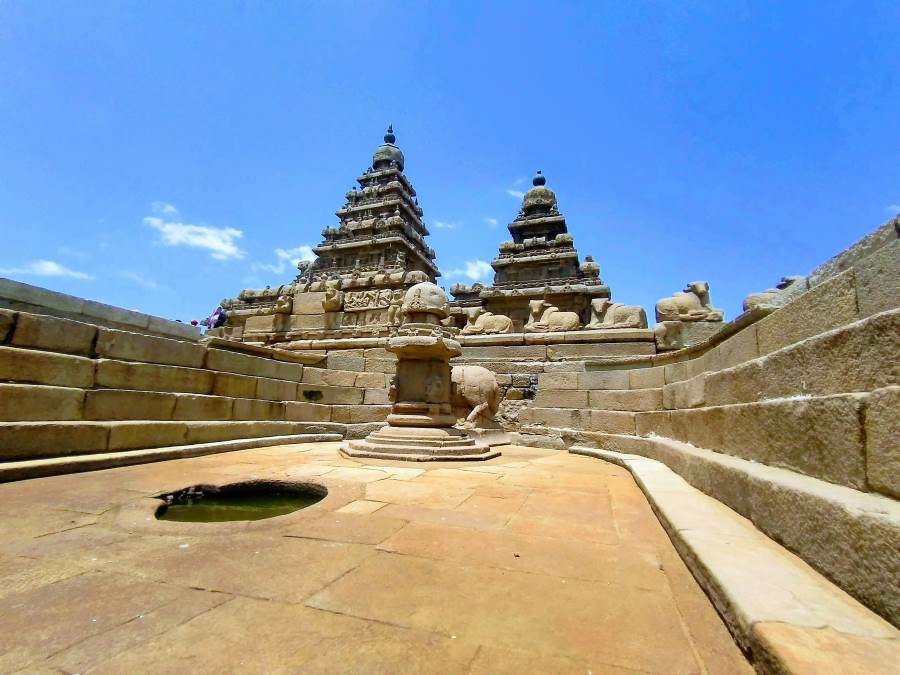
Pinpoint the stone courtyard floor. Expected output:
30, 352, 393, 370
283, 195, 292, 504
0, 442, 752, 674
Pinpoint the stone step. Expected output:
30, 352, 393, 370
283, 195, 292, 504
532, 387, 662, 411
569, 446, 899, 672
0, 420, 345, 461
0, 433, 343, 482
570, 439, 900, 632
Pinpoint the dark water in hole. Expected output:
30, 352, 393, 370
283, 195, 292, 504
157, 492, 323, 522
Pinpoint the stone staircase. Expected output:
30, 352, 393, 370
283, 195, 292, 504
0, 308, 390, 477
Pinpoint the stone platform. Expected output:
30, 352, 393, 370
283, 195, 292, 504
0, 441, 750, 674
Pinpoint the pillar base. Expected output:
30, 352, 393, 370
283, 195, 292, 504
341, 424, 500, 462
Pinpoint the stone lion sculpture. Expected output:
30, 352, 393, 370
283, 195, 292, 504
451, 365, 500, 427
587, 298, 647, 329
525, 299, 582, 332
461, 308, 513, 335
322, 288, 344, 311
655, 281, 724, 322
274, 295, 293, 314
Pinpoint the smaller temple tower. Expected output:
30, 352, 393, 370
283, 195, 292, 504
452, 171, 609, 331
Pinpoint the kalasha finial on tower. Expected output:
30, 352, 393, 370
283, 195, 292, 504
533, 170, 546, 186
384, 125, 396, 144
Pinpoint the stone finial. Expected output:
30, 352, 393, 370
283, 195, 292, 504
384, 124, 395, 144
533, 170, 546, 186
401, 282, 449, 323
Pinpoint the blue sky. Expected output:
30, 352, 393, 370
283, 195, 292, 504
1, 1, 897, 323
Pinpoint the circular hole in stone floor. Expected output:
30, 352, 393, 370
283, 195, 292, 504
155, 481, 327, 523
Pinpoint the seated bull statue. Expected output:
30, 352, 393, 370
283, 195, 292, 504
461, 308, 513, 335
525, 299, 582, 332
587, 298, 648, 329
742, 276, 804, 312
655, 281, 724, 323
451, 365, 500, 428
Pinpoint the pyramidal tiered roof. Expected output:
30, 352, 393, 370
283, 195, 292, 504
303, 126, 440, 285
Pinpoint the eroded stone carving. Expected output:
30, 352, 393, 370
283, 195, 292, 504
743, 276, 804, 311
655, 281, 724, 323
460, 308, 513, 335
587, 298, 647, 329
451, 365, 500, 427
525, 299, 582, 332
322, 288, 344, 311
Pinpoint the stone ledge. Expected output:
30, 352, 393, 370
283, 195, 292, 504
570, 446, 899, 673
0, 433, 343, 482
568, 436, 900, 628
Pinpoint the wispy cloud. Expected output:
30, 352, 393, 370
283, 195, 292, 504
445, 259, 493, 282
433, 220, 457, 230
0, 259, 93, 280
886, 204, 900, 215
117, 270, 166, 290
144, 204, 245, 261
252, 245, 316, 275
57, 245, 91, 261
506, 189, 525, 199
242, 275, 265, 288
152, 201, 180, 216
483, 217, 499, 227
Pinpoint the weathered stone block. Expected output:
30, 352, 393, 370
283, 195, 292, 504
537, 372, 579, 390
284, 401, 332, 422
107, 421, 188, 450
206, 348, 280, 379
757, 269, 859, 355
256, 377, 298, 402
172, 394, 233, 421
716, 325, 759, 370
242, 314, 279, 334
84, 389, 175, 420
0, 309, 14, 341
589, 389, 662, 412
289, 313, 326, 330
292, 291, 326, 314
212, 372, 258, 399
331, 404, 390, 423
94, 328, 206, 368
95, 360, 214, 394
355, 371, 387, 388
0, 421, 109, 460
586, 410, 636, 434
231, 398, 285, 421
547, 342, 655, 359
579, 370, 630, 390
0, 345, 93, 388
634, 410, 673, 438
629, 366, 665, 389
853, 239, 900, 318
365, 358, 396, 374
511, 374, 533, 387
533, 389, 588, 408
0, 383, 84, 421
11, 312, 97, 356
0, 278, 85, 314
865, 386, 899, 498
662, 375, 706, 410
461, 345, 547, 360
298, 384, 364, 405
504, 388, 524, 400
147, 315, 200, 340
326, 351, 366, 372
363, 388, 390, 405
529, 407, 586, 429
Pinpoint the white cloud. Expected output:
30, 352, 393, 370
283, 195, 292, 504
117, 270, 165, 290
152, 201, 179, 216
445, 259, 493, 282
252, 245, 316, 275
886, 204, 900, 215
507, 189, 525, 199
483, 217, 499, 227
512, 177, 527, 186
433, 220, 457, 230
144, 215, 245, 261
0, 259, 93, 280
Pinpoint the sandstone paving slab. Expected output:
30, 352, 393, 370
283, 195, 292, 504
359, 464, 424, 480
325, 466, 393, 483
456, 493, 528, 517
306, 551, 703, 674
0, 553, 85, 601
516, 487, 613, 522
377, 503, 510, 531
5, 522, 130, 560
0, 570, 217, 672
364, 478, 473, 509
377, 521, 667, 589
88, 533, 375, 603
497, 468, 616, 493
282, 510, 407, 545
0, 505, 99, 541
504, 512, 621, 545
84, 596, 479, 675
335, 498, 387, 514
468, 644, 634, 675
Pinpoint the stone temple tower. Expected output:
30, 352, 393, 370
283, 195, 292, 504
304, 125, 440, 285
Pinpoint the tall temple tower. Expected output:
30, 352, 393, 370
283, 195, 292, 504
452, 171, 609, 331
304, 126, 440, 284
